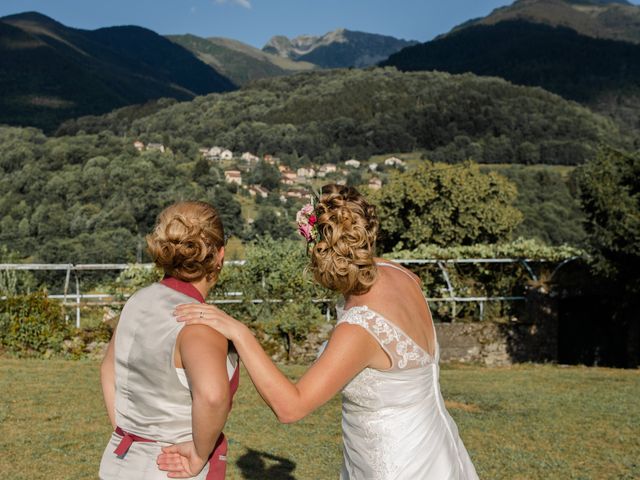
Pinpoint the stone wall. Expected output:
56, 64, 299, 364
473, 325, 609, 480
259, 288, 560, 366
437, 288, 559, 366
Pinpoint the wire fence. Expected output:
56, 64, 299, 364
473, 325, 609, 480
0, 258, 580, 327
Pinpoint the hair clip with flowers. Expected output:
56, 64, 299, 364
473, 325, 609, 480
296, 195, 320, 244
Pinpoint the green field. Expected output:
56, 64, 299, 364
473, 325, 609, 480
0, 359, 638, 479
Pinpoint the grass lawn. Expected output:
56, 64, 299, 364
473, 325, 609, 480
0, 359, 638, 479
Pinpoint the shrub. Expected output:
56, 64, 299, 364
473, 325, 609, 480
215, 237, 330, 361
0, 291, 72, 357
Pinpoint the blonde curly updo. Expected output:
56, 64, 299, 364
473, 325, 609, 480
146, 201, 224, 283
309, 184, 379, 296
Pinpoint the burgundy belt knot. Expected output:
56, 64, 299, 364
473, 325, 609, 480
113, 426, 156, 458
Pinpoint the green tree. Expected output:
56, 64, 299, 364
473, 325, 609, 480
577, 148, 640, 367
374, 161, 523, 251
578, 149, 640, 294
220, 237, 328, 360
245, 160, 281, 191
250, 208, 294, 240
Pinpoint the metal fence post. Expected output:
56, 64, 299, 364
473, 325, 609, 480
74, 268, 81, 328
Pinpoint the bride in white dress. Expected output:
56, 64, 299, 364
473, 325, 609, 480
158, 184, 479, 479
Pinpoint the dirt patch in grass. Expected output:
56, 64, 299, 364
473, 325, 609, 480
445, 400, 481, 413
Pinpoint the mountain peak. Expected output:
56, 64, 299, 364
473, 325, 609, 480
262, 28, 417, 68
263, 28, 349, 58
1, 11, 63, 26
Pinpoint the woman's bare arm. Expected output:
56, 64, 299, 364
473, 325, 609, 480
236, 322, 378, 422
100, 330, 117, 428
175, 303, 382, 423
178, 325, 231, 462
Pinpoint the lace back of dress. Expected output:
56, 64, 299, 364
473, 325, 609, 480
337, 306, 432, 370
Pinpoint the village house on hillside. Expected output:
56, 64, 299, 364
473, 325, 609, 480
297, 167, 315, 179
203, 146, 223, 160
369, 163, 378, 172
146, 143, 165, 153
220, 149, 233, 160
368, 177, 382, 190
133, 140, 145, 152
317, 163, 337, 178
242, 152, 260, 164
224, 170, 242, 185
281, 170, 297, 185
345, 159, 360, 168
284, 187, 310, 199
248, 184, 269, 198
384, 156, 406, 167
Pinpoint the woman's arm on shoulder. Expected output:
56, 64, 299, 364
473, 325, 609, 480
178, 325, 231, 463
100, 327, 117, 429
229, 320, 380, 423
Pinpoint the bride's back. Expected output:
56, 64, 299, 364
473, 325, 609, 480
346, 260, 437, 358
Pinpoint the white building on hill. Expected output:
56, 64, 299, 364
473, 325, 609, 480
224, 170, 242, 185
297, 167, 315, 179
242, 152, 260, 163
203, 146, 223, 160
384, 156, 405, 167
318, 163, 337, 178
248, 185, 269, 198
368, 177, 382, 190
146, 143, 165, 153
345, 159, 360, 168
281, 170, 297, 185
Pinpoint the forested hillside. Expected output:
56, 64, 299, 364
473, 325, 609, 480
448, 0, 640, 44
384, 21, 640, 130
0, 12, 235, 132
59, 68, 625, 166
383, 20, 640, 131
0, 127, 247, 263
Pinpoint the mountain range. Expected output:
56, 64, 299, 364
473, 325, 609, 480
0, 14, 416, 129
262, 29, 418, 68
3, 1, 640, 133
0, 12, 235, 131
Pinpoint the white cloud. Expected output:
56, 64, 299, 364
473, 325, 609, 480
214, 0, 252, 9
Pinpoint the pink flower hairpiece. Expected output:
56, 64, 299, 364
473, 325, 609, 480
296, 198, 319, 244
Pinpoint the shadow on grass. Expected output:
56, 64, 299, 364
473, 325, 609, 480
236, 448, 297, 479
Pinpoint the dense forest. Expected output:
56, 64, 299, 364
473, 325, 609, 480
58, 68, 626, 166
382, 21, 640, 132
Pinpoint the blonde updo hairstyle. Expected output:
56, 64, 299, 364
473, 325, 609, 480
310, 184, 379, 296
146, 201, 224, 283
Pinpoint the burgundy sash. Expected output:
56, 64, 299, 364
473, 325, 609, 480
113, 276, 240, 479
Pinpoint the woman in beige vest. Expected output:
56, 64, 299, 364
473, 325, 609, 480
99, 201, 239, 480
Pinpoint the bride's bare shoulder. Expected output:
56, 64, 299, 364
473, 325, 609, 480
374, 257, 421, 285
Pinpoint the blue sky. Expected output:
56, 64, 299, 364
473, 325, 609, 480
3, 0, 628, 48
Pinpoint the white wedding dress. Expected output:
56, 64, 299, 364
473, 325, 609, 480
336, 262, 479, 480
